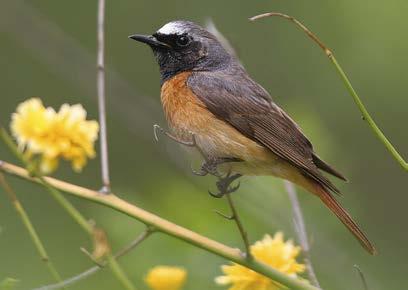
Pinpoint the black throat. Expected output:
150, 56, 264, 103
153, 44, 234, 85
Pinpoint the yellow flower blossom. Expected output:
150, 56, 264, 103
145, 266, 187, 290
215, 232, 307, 290
10, 98, 99, 173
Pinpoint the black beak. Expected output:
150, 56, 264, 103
128, 34, 170, 49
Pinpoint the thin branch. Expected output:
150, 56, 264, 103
354, 265, 369, 290
34, 267, 98, 290
82, 228, 137, 290
33, 228, 153, 290
80, 247, 105, 267
0, 160, 318, 290
97, 0, 111, 193
250, 12, 408, 172
106, 254, 137, 290
216, 194, 252, 259
0, 173, 64, 286
284, 181, 320, 288
115, 227, 154, 257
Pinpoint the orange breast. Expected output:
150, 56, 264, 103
161, 72, 209, 139
160, 72, 276, 169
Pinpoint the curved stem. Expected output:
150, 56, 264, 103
250, 12, 407, 172
0, 173, 64, 287
0, 160, 318, 290
354, 265, 369, 290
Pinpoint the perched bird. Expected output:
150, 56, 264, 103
129, 20, 376, 254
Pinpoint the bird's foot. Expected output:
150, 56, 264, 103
192, 160, 221, 177
192, 157, 242, 178
209, 173, 242, 198
153, 124, 196, 147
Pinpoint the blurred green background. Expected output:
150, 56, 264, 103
0, 0, 407, 289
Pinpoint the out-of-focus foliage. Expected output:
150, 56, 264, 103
0, 278, 19, 290
0, 0, 407, 289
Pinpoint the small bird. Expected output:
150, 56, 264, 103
129, 20, 376, 254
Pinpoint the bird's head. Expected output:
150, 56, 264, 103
129, 20, 233, 82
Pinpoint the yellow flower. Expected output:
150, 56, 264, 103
215, 232, 306, 290
10, 98, 99, 173
145, 266, 187, 290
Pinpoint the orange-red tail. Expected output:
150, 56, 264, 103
314, 184, 377, 255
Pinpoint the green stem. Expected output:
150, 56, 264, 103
250, 12, 407, 171
329, 56, 407, 171
107, 254, 137, 290
225, 193, 252, 259
1, 128, 136, 290
38, 177, 93, 235
0, 161, 317, 290
0, 173, 64, 286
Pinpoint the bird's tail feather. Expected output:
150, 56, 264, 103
313, 183, 377, 255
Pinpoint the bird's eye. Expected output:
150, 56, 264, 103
176, 35, 190, 47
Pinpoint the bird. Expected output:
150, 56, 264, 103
129, 20, 376, 255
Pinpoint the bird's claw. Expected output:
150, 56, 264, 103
208, 174, 241, 198
193, 157, 242, 178
153, 124, 163, 142
192, 167, 208, 176
208, 189, 225, 198
193, 160, 221, 177
153, 124, 195, 146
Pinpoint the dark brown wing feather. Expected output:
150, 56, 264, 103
312, 153, 348, 181
188, 69, 344, 193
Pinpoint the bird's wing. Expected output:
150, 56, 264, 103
188, 70, 340, 193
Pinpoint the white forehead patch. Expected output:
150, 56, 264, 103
157, 22, 188, 35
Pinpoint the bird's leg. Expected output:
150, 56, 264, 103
153, 124, 195, 147
153, 123, 242, 197
192, 158, 221, 177
209, 172, 242, 198
192, 157, 241, 178
192, 156, 242, 197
